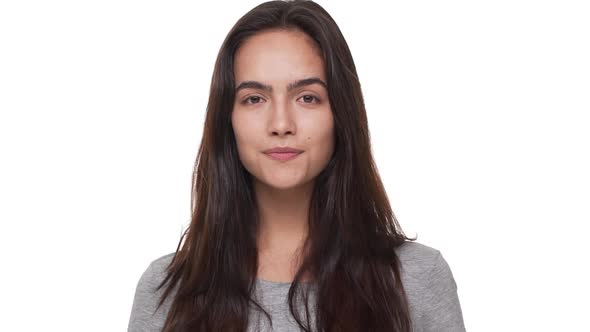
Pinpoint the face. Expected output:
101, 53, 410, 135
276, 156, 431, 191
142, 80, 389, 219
231, 29, 335, 191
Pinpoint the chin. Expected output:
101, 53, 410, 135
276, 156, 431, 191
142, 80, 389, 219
265, 180, 302, 190
256, 176, 308, 191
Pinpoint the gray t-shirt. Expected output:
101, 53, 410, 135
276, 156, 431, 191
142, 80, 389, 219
128, 241, 466, 331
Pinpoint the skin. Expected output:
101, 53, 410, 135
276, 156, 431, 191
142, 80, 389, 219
231, 28, 335, 282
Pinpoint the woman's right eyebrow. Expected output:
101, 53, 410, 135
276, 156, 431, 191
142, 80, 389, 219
235, 77, 327, 93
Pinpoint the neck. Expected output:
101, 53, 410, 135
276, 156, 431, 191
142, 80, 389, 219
254, 179, 314, 254
253, 179, 315, 282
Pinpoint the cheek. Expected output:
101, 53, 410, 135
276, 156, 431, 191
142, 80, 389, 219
231, 113, 260, 161
232, 113, 251, 145
305, 113, 335, 158
309, 111, 334, 140
231, 115, 247, 157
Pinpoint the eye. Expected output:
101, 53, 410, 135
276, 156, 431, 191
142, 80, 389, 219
299, 95, 321, 104
241, 94, 320, 105
242, 95, 265, 105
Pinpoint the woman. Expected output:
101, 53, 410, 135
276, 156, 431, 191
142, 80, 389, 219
128, 1, 466, 331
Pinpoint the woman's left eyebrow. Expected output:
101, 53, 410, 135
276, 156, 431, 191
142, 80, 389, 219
235, 77, 327, 93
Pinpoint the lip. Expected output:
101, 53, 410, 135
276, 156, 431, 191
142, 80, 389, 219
263, 147, 304, 154
263, 147, 304, 161
265, 152, 302, 161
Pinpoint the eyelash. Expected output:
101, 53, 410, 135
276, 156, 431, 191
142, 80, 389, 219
241, 94, 321, 105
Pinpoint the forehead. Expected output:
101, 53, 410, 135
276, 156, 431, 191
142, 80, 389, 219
234, 29, 326, 84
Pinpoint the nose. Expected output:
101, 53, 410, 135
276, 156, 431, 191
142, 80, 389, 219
268, 99, 296, 136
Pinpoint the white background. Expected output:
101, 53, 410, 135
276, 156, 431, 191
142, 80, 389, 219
1, 0, 588, 331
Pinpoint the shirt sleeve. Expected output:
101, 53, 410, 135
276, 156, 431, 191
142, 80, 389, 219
420, 251, 466, 332
127, 262, 163, 332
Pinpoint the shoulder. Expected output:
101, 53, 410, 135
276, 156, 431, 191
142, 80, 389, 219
134, 252, 176, 296
395, 241, 441, 276
144, 252, 176, 281
393, 240, 458, 301
127, 252, 176, 332
394, 241, 451, 283
394, 241, 466, 331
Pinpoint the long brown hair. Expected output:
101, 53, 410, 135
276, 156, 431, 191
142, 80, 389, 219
155, 1, 417, 331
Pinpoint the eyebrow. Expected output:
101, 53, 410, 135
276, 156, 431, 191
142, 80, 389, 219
235, 77, 328, 94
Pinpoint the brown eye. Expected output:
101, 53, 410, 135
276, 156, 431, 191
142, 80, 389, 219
243, 96, 264, 105
300, 95, 320, 104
